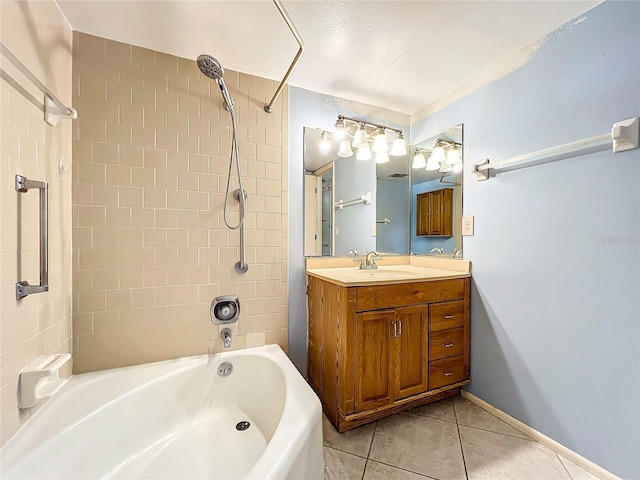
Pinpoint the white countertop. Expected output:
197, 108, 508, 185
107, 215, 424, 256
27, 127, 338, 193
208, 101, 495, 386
306, 256, 471, 287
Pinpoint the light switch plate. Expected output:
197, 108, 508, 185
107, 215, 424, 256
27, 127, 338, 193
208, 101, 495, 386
334, 226, 339, 237
371, 223, 377, 237
462, 216, 474, 235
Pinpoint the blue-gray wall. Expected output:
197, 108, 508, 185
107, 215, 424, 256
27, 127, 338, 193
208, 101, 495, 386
411, 2, 639, 477
288, 88, 409, 374
376, 179, 410, 254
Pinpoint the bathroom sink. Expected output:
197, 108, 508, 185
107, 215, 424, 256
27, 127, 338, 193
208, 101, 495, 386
357, 268, 419, 279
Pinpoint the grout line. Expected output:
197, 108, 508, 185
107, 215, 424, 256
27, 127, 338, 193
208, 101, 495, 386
323, 444, 368, 460
456, 422, 536, 442
453, 398, 470, 480
366, 420, 378, 459
367, 459, 440, 480
361, 459, 368, 480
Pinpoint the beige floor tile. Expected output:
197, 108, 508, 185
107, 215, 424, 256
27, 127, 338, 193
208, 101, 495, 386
558, 455, 602, 480
369, 413, 466, 480
363, 460, 437, 480
322, 413, 376, 458
324, 446, 367, 480
408, 398, 456, 423
460, 425, 571, 480
453, 396, 531, 440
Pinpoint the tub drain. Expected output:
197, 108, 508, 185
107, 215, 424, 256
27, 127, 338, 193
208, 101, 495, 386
236, 421, 251, 431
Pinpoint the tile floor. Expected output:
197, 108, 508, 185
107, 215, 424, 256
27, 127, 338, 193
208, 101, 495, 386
323, 396, 601, 480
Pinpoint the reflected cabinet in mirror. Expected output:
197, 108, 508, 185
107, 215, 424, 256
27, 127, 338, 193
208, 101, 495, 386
411, 125, 463, 256
303, 124, 463, 257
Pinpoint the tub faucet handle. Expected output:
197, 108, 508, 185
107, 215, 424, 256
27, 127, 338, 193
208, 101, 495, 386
221, 328, 232, 349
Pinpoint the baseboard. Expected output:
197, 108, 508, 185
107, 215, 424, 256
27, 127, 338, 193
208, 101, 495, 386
460, 390, 621, 480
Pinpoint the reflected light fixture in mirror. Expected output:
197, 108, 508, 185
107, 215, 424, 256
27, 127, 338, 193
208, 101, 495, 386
426, 153, 440, 171
375, 150, 390, 164
357, 144, 372, 160
319, 131, 332, 153
412, 150, 427, 169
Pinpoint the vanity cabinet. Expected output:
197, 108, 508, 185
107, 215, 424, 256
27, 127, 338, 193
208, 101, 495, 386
416, 188, 453, 236
307, 276, 470, 432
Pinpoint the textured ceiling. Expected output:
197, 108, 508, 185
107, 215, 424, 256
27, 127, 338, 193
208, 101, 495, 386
56, 0, 600, 115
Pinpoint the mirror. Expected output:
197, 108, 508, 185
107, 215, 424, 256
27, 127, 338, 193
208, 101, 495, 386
410, 125, 463, 256
303, 127, 410, 256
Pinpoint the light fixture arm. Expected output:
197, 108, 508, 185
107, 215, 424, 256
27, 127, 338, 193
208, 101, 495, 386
336, 114, 403, 136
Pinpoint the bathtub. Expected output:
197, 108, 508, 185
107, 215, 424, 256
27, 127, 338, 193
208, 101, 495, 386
1, 345, 324, 479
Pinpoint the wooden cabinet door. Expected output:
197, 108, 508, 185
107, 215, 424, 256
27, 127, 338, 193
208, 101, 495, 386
430, 191, 444, 235
416, 189, 453, 237
393, 306, 428, 400
416, 193, 430, 236
355, 310, 394, 412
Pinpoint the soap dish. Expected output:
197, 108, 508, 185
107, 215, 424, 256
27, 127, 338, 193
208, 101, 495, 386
18, 353, 72, 409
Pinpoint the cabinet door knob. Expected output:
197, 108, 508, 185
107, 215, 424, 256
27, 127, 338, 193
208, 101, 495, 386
443, 342, 455, 347
443, 314, 455, 319
397, 319, 402, 336
444, 371, 455, 376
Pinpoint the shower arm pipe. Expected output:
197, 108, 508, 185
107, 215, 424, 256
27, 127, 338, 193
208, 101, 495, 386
264, 0, 304, 113
337, 114, 403, 136
0, 42, 77, 126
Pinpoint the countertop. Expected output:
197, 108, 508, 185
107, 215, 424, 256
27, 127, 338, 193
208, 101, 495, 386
306, 256, 471, 287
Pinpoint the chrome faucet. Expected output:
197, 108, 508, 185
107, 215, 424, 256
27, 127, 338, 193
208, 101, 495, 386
347, 249, 359, 255
221, 328, 232, 348
453, 249, 463, 258
429, 248, 444, 254
360, 251, 379, 270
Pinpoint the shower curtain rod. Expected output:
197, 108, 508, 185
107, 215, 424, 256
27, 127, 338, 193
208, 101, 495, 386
473, 117, 639, 181
0, 42, 77, 126
264, 0, 304, 113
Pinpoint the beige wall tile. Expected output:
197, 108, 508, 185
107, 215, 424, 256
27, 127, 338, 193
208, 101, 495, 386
71, 32, 288, 379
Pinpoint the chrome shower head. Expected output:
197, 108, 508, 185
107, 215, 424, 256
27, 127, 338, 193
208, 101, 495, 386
196, 54, 234, 111
197, 54, 224, 80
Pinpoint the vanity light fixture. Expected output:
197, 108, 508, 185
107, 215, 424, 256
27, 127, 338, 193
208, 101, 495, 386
332, 115, 406, 157
372, 128, 388, 153
352, 123, 369, 149
338, 138, 353, 157
412, 150, 427, 169
334, 118, 346, 141
390, 132, 407, 156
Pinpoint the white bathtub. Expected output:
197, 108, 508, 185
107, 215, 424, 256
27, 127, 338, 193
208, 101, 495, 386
1, 345, 324, 479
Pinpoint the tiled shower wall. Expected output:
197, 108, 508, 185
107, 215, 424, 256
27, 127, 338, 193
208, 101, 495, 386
0, 0, 73, 445
72, 33, 289, 373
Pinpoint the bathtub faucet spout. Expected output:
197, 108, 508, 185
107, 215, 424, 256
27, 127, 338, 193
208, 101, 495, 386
221, 328, 232, 348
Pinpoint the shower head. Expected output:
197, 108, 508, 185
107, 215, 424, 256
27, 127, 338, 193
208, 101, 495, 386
197, 54, 224, 80
197, 54, 234, 111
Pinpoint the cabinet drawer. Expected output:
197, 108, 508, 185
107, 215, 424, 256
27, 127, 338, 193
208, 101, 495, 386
429, 328, 464, 360
356, 280, 465, 312
429, 355, 465, 389
429, 300, 464, 331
